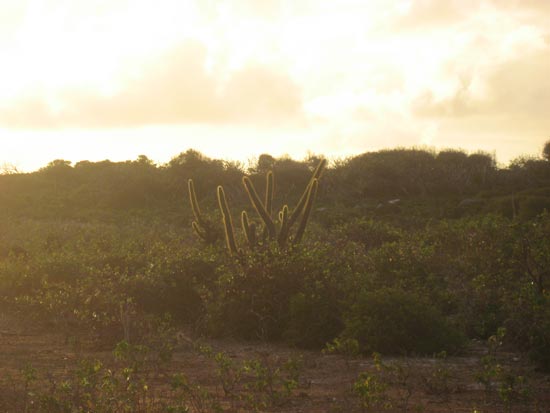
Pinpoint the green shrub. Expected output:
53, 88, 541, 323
343, 288, 465, 355
285, 290, 342, 348
506, 287, 550, 372
206, 243, 351, 345
332, 218, 401, 250
518, 196, 550, 219
206, 248, 304, 340
127, 252, 217, 325
484, 195, 518, 218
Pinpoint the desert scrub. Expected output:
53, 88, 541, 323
205, 246, 307, 340
475, 328, 534, 412
343, 288, 465, 355
205, 242, 351, 345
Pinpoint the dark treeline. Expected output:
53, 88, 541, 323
2, 146, 550, 220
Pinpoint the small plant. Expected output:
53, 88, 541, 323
120, 297, 135, 343
421, 351, 456, 397
169, 373, 221, 413
497, 372, 531, 412
113, 340, 150, 372
324, 337, 360, 369
375, 353, 417, 412
353, 371, 391, 412
324, 337, 360, 358
352, 353, 425, 413
241, 353, 302, 409
21, 364, 37, 413
213, 351, 242, 397
475, 327, 506, 393
194, 343, 304, 411
475, 328, 534, 411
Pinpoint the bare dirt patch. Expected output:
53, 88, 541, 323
1, 314, 549, 412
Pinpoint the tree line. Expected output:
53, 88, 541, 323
1, 145, 549, 220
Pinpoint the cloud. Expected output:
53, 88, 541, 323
413, 48, 550, 124
492, 0, 550, 13
391, 0, 550, 31
223, 65, 303, 123
412, 47, 550, 161
0, 2, 28, 42
0, 41, 304, 129
392, 0, 481, 30
232, 0, 283, 20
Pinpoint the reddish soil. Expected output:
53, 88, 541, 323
1, 314, 549, 412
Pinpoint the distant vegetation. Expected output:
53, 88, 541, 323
1, 144, 550, 370
2, 147, 550, 220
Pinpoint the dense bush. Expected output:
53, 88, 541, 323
204, 244, 349, 345
342, 288, 465, 355
518, 195, 550, 219
331, 218, 402, 250
126, 249, 217, 326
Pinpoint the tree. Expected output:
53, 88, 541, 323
0, 162, 19, 175
255, 153, 276, 174
40, 159, 73, 179
42, 159, 72, 170
135, 154, 155, 166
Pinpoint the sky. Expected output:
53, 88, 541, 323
0, 0, 549, 172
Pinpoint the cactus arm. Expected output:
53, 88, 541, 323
217, 186, 239, 255
287, 184, 310, 229
288, 159, 326, 228
260, 171, 274, 243
192, 221, 207, 241
241, 210, 250, 236
293, 179, 318, 245
310, 158, 327, 182
241, 210, 257, 248
265, 171, 274, 218
188, 179, 220, 244
242, 176, 277, 239
277, 205, 290, 248
188, 179, 204, 227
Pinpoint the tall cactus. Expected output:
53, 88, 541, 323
241, 211, 257, 248
293, 178, 318, 245
189, 158, 325, 254
240, 159, 325, 248
263, 171, 274, 242
265, 171, 274, 219
243, 176, 277, 239
288, 158, 326, 228
277, 205, 290, 248
188, 179, 219, 244
217, 186, 239, 255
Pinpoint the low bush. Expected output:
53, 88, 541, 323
204, 243, 353, 346
343, 288, 465, 355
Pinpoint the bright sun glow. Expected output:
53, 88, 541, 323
1, 0, 549, 171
